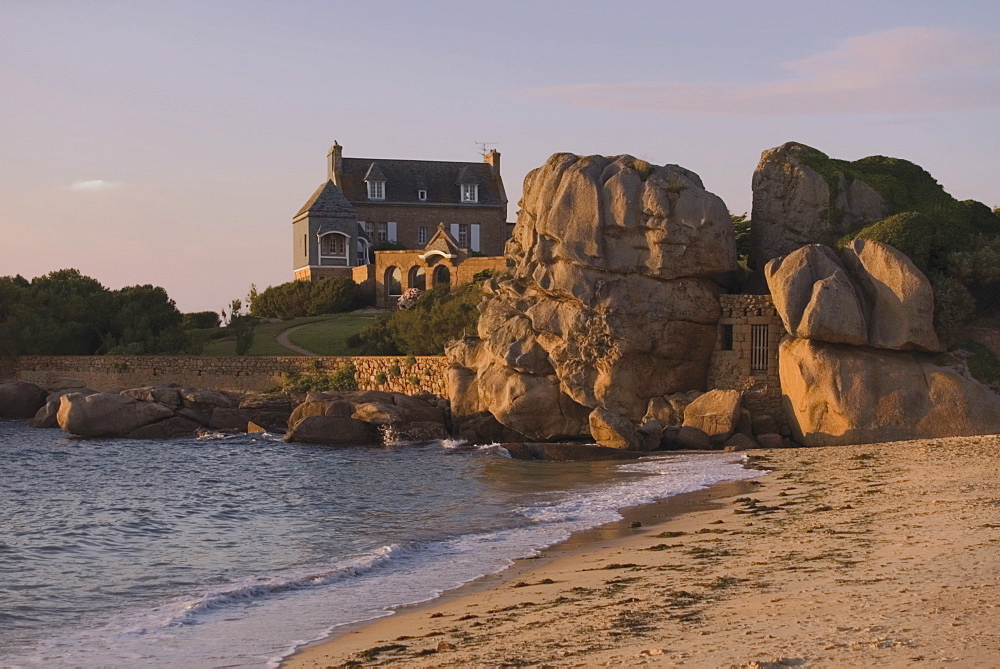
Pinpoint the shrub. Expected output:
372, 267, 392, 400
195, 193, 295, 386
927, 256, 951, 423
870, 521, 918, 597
959, 341, 1000, 387
354, 283, 483, 356
182, 311, 220, 329
388, 363, 401, 377
931, 273, 976, 345
405, 354, 417, 367
374, 372, 387, 385
250, 279, 358, 319
328, 362, 358, 391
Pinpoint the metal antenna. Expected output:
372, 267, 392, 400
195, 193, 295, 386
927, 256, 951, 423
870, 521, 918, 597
476, 141, 498, 157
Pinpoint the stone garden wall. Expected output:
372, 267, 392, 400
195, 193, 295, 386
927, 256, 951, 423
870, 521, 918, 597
12, 355, 448, 396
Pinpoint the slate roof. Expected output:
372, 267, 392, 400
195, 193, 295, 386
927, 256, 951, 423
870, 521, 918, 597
340, 158, 504, 206
296, 181, 357, 218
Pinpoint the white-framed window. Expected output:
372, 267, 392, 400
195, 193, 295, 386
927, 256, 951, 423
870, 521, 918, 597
417, 226, 428, 244
367, 180, 385, 200
417, 189, 427, 201
320, 233, 347, 257
458, 224, 469, 247
363, 221, 374, 237
377, 222, 388, 242
460, 183, 478, 203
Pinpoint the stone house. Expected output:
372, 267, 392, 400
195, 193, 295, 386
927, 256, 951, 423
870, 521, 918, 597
373, 224, 508, 308
293, 142, 509, 281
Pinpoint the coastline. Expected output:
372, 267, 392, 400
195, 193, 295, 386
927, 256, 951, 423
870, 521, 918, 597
284, 436, 1000, 667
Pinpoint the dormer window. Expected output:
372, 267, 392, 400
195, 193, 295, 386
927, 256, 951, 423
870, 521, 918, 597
461, 183, 478, 203
417, 189, 427, 201
367, 180, 385, 200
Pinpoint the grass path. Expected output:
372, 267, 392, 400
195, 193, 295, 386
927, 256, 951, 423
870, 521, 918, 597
274, 325, 318, 356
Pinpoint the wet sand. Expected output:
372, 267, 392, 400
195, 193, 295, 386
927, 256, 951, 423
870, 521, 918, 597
284, 436, 1000, 668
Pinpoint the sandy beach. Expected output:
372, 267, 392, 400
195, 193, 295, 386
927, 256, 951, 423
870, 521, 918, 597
284, 436, 1000, 668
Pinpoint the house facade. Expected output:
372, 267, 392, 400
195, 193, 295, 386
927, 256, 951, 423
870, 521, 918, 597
373, 224, 509, 308
293, 142, 509, 281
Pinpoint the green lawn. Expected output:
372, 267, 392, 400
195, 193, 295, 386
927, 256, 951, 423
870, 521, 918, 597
286, 312, 382, 355
195, 312, 382, 356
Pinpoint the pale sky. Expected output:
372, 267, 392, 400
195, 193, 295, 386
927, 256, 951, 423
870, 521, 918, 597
2, 1, 998, 312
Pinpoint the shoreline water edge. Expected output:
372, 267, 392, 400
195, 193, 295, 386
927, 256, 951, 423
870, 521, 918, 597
285, 435, 1000, 668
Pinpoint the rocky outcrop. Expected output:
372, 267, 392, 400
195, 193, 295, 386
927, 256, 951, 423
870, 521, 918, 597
57, 392, 177, 438
780, 338, 1000, 446
766, 240, 941, 353
767, 240, 998, 446
30, 387, 99, 428
0, 381, 49, 419
448, 153, 737, 443
750, 142, 890, 268
499, 442, 645, 461
284, 390, 448, 445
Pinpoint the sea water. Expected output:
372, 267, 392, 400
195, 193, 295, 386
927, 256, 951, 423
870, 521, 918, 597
0, 419, 763, 668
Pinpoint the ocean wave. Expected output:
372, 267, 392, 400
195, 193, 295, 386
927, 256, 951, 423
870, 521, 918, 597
160, 544, 404, 627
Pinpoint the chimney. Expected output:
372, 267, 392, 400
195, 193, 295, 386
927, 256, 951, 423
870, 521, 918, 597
327, 141, 343, 185
483, 148, 500, 176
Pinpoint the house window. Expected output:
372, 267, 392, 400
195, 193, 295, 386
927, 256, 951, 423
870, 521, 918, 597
417, 189, 427, 201
363, 221, 374, 237
417, 226, 428, 244
721, 324, 733, 351
320, 234, 347, 257
367, 180, 385, 200
377, 222, 388, 242
458, 224, 468, 247
750, 324, 769, 374
461, 184, 478, 203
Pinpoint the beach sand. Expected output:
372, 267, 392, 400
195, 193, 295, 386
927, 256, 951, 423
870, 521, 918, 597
284, 436, 1000, 668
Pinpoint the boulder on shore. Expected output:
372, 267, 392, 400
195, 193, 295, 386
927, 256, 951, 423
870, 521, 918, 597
448, 153, 737, 444
284, 390, 448, 445
779, 338, 1000, 446
57, 392, 176, 438
0, 381, 49, 419
682, 389, 742, 445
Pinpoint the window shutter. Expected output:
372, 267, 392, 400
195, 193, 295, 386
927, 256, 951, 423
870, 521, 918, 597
387, 221, 397, 242
471, 224, 480, 252
450, 224, 460, 241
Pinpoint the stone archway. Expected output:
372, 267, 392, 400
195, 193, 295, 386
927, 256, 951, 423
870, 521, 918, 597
408, 265, 426, 291
385, 266, 402, 299
433, 265, 451, 290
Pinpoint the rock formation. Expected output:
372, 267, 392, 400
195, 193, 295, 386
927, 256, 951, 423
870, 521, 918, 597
447, 153, 737, 445
0, 381, 49, 419
766, 240, 1000, 446
284, 390, 449, 445
750, 142, 890, 269
52, 386, 296, 438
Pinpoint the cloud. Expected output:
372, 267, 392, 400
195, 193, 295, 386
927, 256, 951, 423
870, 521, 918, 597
525, 27, 1000, 116
69, 179, 123, 192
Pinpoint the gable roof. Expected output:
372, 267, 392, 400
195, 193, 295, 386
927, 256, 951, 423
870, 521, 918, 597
420, 223, 464, 259
339, 157, 504, 206
363, 162, 386, 182
296, 180, 357, 218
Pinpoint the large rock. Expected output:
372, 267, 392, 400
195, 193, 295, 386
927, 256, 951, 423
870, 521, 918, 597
448, 153, 737, 442
499, 442, 645, 461
589, 407, 646, 451
750, 142, 889, 268
57, 392, 176, 438
0, 381, 49, 419
29, 387, 99, 428
285, 390, 448, 446
682, 389, 742, 444
284, 415, 378, 445
779, 338, 1000, 446
844, 238, 941, 352
765, 240, 943, 353
765, 245, 867, 345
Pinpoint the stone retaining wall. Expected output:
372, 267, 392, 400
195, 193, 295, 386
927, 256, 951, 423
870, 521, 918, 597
12, 355, 448, 396
709, 294, 787, 420
0, 357, 15, 381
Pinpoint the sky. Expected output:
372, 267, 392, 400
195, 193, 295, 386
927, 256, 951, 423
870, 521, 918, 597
1, 0, 998, 313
